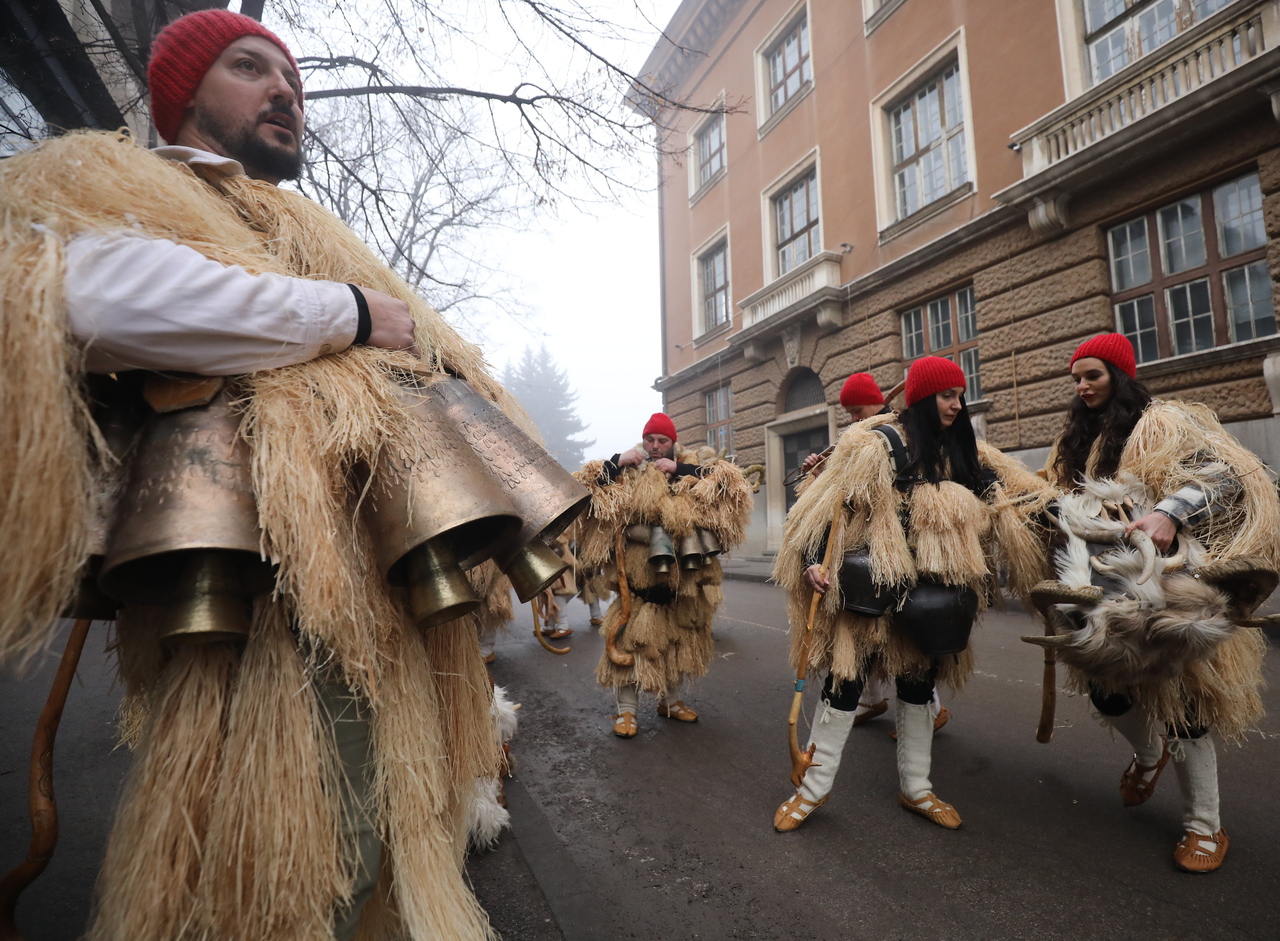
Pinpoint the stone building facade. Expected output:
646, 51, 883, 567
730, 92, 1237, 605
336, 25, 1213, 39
641, 0, 1280, 556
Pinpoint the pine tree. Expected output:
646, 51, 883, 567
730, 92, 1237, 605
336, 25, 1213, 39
501, 345, 595, 467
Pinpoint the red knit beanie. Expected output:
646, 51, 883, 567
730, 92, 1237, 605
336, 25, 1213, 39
642, 413, 678, 441
148, 10, 302, 145
1069, 333, 1136, 378
904, 356, 967, 407
839, 373, 884, 410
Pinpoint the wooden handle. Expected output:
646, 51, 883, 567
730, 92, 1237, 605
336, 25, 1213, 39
531, 602, 570, 656
788, 501, 844, 787
605, 532, 635, 667
1036, 646, 1056, 744
0, 618, 92, 941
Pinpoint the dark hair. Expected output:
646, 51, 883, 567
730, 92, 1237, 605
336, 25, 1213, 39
1053, 362, 1151, 486
899, 394, 986, 494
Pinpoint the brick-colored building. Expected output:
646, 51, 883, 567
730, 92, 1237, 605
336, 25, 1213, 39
639, 0, 1280, 556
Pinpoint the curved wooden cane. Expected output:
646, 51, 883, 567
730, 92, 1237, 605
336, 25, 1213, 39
788, 503, 844, 788
531, 603, 570, 655
604, 532, 635, 667
0, 618, 92, 941
1030, 595, 1058, 745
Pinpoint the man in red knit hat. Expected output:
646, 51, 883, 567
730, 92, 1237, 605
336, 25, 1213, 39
581, 412, 753, 737
21, 10, 501, 940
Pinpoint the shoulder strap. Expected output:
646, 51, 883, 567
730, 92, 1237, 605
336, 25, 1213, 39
873, 425, 909, 477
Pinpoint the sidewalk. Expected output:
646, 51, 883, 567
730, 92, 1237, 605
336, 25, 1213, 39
718, 553, 775, 584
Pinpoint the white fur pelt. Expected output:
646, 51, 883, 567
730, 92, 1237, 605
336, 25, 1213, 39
465, 684, 519, 852
1048, 476, 1231, 686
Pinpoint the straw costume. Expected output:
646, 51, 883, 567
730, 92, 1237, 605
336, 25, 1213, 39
773, 358, 1054, 832
574, 413, 753, 736
1036, 334, 1280, 873
0, 12, 526, 940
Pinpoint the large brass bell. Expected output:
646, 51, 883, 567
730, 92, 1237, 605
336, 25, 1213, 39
98, 382, 269, 645
424, 377, 590, 602
698, 528, 722, 559
64, 375, 147, 620
678, 532, 704, 571
648, 525, 675, 574
361, 385, 522, 628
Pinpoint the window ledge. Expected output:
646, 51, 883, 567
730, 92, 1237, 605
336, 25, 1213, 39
694, 320, 733, 347
1136, 334, 1280, 379
757, 82, 813, 140
689, 167, 726, 208
865, 0, 909, 36
967, 397, 993, 414
878, 182, 974, 245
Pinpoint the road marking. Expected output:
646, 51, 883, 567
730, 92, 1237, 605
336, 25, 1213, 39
716, 614, 789, 634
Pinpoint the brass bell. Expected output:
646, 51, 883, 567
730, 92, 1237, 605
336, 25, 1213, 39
424, 377, 590, 602
64, 375, 147, 620
99, 385, 268, 644
648, 525, 675, 575
678, 532, 704, 571
502, 539, 569, 603
698, 528, 722, 559
361, 386, 522, 628
149, 550, 255, 645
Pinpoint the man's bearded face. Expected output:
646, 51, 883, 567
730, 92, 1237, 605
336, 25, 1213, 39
187, 37, 304, 183
642, 433, 674, 461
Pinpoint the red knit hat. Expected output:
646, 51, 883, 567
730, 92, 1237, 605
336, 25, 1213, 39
148, 10, 302, 145
905, 356, 967, 407
839, 373, 884, 410
642, 412, 678, 441
1070, 333, 1136, 378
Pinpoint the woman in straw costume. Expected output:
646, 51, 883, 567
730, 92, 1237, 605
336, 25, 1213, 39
1035, 334, 1280, 873
0, 11, 533, 939
773, 357, 1054, 832
574, 413, 753, 737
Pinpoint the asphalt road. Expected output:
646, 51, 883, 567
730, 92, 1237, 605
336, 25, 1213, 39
3, 582, 1278, 940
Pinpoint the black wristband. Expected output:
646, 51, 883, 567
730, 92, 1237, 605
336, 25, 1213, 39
348, 284, 372, 345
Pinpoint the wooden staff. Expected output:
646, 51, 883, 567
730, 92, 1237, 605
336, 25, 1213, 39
0, 618, 92, 941
531, 602, 570, 655
1029, 594, 1057, 744
605, 532, 635, 667
787, 501, 844, 788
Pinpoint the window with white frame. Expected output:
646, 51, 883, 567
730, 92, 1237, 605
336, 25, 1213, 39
696, 114, 726, 189
698, 241, 730, 334
705, 385, 733, 454
766, 16, 812, 116
889, 64, 968, 220
901, 286, 981, 399
1084, 0, 1244, 85
773, 168, 821, 276
1107, 170, 1272, 363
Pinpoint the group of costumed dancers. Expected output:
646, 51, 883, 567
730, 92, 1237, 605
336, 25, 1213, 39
771, 341, 1278, 876
0, 9, 1274, 941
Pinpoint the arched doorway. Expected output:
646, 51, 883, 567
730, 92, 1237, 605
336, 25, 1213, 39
778, 368, 829, 513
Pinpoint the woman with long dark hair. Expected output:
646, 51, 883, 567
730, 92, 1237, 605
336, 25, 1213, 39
772, 357, 1053, 832
1038, 334, 1280, 873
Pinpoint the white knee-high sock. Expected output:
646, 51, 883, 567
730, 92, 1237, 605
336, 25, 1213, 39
895, 700, 936, 801
1173, 736, 1221, 836
1104, 703, 1164, 769
615, 685, 639, 715
798, 701, 858, 804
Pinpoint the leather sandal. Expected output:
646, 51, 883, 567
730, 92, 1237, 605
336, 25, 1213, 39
482, 652, 496, 665
612, 712, 638, 738
1174, 828, 1229, 873
541, 626, 573, 640
1119, 740, 1170, 807
898, 792, 962, 830
589, 617, 604, 627
774, 791, 827, 832
852, 698, 889, 726
657, 700, 698, 722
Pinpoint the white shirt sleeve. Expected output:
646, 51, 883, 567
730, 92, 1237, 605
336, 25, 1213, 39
64, 231, 360, 375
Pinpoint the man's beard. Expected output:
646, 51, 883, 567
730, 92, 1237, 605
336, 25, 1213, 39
196, 105, 303, 181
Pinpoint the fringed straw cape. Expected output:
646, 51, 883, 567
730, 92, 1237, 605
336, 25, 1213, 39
0, 130, 537, 941
1045, 399, 1279, 739
574, 445, 753, 698
774, 415, 1055, 689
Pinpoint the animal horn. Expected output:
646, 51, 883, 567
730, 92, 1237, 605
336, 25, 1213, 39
1126, 528, 1157, 584
1020, 634, 1073, 648
1067, 525, 1123, 544
1088, 555, 1118, 576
